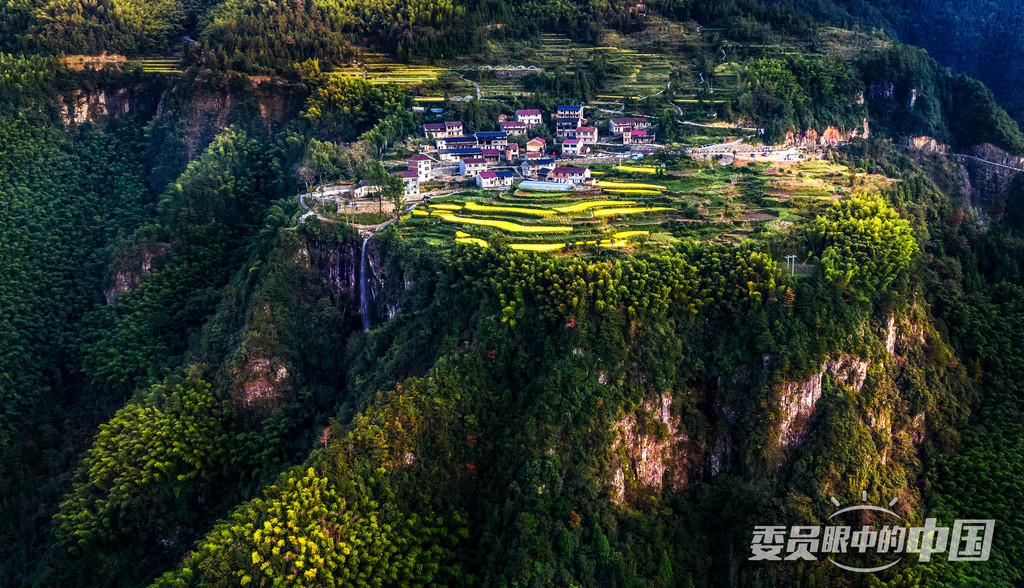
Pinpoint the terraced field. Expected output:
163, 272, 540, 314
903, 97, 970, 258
328, 63, 446, 86
397, 158, 890, 253
133, 59, 183, 74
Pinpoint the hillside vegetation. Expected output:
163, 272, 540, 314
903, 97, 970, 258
0, 4, 1023, 588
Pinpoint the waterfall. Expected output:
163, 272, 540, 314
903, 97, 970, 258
359, 235, 371, 330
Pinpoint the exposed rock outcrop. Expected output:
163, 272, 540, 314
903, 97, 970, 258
105, 242, 170, 304
784, 119, 870, 148
777, 355, 871, 449
610, 392, 688, 502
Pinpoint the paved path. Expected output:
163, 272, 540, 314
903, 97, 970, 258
954, 153, 1024, 172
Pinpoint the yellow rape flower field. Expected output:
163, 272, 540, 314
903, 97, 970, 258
510, 243, 566, 252
595, 181, 667, 190
553, 200, 636, 213
591, 207, 672, 217
464, 202, 554, 216
603, 189, 663, 195
435, 214, 573, 233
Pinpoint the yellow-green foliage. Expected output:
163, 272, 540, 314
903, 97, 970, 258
55, 379, 233, 553
456, 237, 490, 247
435, 214, 572, 233
428, 203, 463, 211
151, 468, 457, 587
595, 181, 666, 190
591, 207, 672, 217
553, 200, 635, 213
603, 189, 662, 195
464, 201, 554, 216
616, 166, 658, 174
510, 243, 566, 252
809, 194, 918, 294
613, 230, 650, 239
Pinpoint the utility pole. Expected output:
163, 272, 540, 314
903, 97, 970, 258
786, 255, 797, 276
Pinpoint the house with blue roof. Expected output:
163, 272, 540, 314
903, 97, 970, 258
477, 170, 517, 189
474, 131, 508, 148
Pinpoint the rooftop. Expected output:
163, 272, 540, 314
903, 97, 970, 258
475, 131, 508, 138
519, 180, 574, 191
462, 157, 487, 164
551, 166, 588, 174
526, 157, 556, 165
516, 109, 542, 116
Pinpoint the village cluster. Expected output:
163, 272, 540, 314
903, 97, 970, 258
389, 104, 657, 196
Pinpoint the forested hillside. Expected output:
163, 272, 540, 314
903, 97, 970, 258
778, 0, 1024, 124
1, 2, 1023, 587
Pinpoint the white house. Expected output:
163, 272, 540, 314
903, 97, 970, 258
501, 121, 527, 135
609, 117, 650, 136
423, 121, 464, 139
575, 126, 598, 144
546, 166, 591, 185
459, 157, 488, 177
407, 155, 432, 181
391, 170, 419, 197
561, 139, 586, 156
475, 131, 508, 148
354, 180, 381, 198
423, 123, 447, 140
521, 157, 556, 178
476, 170, 517, 189
526, 137, 547, 153
515, 109, 544, 127
623, 128, 654, 145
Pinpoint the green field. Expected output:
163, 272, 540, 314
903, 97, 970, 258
397, 158, 889, 252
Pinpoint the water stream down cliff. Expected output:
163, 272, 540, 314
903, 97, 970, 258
360, 235, 371, 330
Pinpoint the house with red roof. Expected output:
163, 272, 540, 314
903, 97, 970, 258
391, 170, 420, 196
526, 137, 547, 154
515, 109, 543, 127
459, 157, 488, 177
407, 154, 432, 181
609, 117, 650, 136
546, 166, 591, 185
575, 126, 598, 144
476, 170, 517, 189
623, 128, 654, 145
501, 120, 527, 135
561, 139, 587, 156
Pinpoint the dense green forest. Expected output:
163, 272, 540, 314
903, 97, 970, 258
2, 2, 1024, 587
774, 0, 1024, 125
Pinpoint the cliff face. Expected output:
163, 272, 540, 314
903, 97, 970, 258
960, 143, 1024, 208
104, 241, 170, 304
608, 312, 935, 506
784, 119, 870, 148
305, 233, 404, 329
